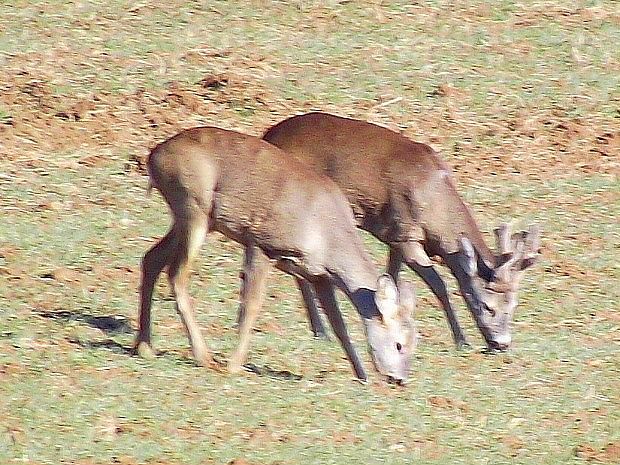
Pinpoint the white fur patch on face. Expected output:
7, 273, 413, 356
493, 333, 512, 347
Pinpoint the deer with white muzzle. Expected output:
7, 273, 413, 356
134, 126, 417, 383
259, 112, 541, 351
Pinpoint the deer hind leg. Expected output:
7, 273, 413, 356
398, 241, 469, 348
135, 228, 179, 358
313, 277, 367, 382
228, 244, 270, 373
167, 213, 212, 366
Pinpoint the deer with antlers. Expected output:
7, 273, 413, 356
259, 112, 541, 350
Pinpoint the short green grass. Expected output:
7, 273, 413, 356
1, 1, 618, 464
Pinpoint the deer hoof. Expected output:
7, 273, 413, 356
313, 331, 331, 341
134, 341, 156, 359
227, 360, 243, 374
227, 352, 248, 374
195, 353, 217, 369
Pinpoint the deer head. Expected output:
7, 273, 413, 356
364, 275, 418, 384
459, 224, 540, 350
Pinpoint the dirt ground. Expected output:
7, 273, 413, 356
1, 54, 618, 178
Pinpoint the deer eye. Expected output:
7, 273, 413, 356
396, 342, 403, 352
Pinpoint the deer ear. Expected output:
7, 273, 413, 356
526, 224, 541, 255
494, 223, 513, 254
375, 274, 399, 321
397, 278, 416, 318
459, 237, 477, 277
518, 226, 541, 270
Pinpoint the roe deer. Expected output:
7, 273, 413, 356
260, 112, 540, 350
134, 127, 417, 383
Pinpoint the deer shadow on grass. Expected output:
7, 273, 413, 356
35, 309, 134, 356
236, 362, 302, 381
36, 310, 198, 363
35, 309, 303, 380
36, 310, 133, 334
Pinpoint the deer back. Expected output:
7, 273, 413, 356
263, 112, 494, 262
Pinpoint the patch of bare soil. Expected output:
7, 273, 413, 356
1, 46, 617, 183
576, 442, 620, 463
501, 435, 525, 457
427, 395, 469, 412
228, 459, 263, 465
0, 54, 294, 173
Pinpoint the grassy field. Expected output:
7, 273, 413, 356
1, 1, 618, 464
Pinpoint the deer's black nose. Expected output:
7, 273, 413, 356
488, 340, 511, 352
387, 375, 406, 386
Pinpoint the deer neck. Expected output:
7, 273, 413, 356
467, 224, 495, 268
456, 200, 495, 268
327, 258, 381, 320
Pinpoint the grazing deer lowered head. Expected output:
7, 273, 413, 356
260, 112, 541, 351
134, 127, 417, 383
458, 223, 540, 350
